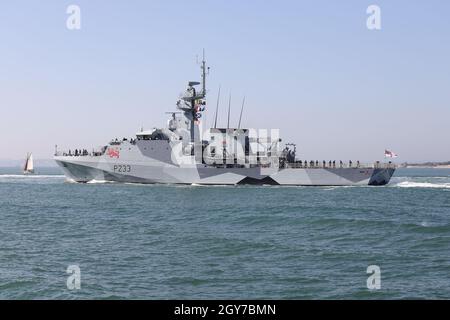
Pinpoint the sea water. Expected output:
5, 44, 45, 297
0, 167, 449, 299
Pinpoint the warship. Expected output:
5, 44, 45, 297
54, 56, 395, 186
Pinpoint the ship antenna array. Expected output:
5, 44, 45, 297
227, 93, 232, 129
214, 86, 221, 129
200, 49, 210, 98
238, 96, 245, 129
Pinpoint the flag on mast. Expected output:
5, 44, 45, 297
384, 149, 398, 158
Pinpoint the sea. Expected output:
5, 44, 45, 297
0, 166, 449, 299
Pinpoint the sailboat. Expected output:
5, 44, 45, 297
23, 153, 34, 175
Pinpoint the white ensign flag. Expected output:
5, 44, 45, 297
384, 149, 398, 158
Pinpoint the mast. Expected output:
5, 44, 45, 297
200, 49, 209, 98
227, 93, 231, 129
176, 51, 209, 145
238, 96, 245, 129
214, 86, 221, 129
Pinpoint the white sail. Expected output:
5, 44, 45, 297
27, 154, 34, 171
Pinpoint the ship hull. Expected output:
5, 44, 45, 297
55, 157, 395, 186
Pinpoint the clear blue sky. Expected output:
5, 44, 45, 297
1, 0, 449, 162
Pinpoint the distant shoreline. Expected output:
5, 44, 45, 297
405, 165, 450, 169
401, 161, 450, 169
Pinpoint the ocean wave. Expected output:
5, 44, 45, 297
394, 181, 450, 189
86, 179, 115, 184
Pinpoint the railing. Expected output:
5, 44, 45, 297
54, 138, 138, 157
286, 162, 396, 169
54, 149, 106, 157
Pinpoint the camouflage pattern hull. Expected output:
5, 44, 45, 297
54, 155, 395, 186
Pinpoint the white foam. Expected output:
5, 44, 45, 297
321, 187, 339, 190
395, 181, 450, 189
86, 179, 114, 184
189, 183, 234, 187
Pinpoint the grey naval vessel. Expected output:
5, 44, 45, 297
54, 57, 395, 186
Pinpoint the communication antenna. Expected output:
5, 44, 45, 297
198, 49, 210, 98
227, 93, 232, 129
214, 86, 221, 129
238, 96, 245, 129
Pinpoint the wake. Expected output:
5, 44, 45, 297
394, 181, 450, 189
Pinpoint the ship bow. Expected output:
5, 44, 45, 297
368, 168, 396, 186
